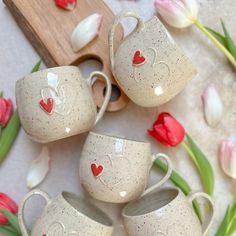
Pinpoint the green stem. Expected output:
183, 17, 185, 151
181, 141, 199, 169
0, 91, 3, 97
194, 19, 236, 69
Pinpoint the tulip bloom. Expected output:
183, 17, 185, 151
0, 193, 18, 224
220, 137, 236, 179
154, 0, 236, 69
149, 112, 214, 195
154, 0, 199, 28
0, 97, 13, 127
148, 112, 185, 147
55, 0, 77, 11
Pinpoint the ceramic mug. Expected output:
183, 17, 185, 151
122, 187, 215, 236
18, 189, 114, 236
16, 66, 111, 143
79, 132, 172, 203
109, 11, 197, 107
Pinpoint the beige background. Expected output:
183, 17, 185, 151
0, 0, 236, 235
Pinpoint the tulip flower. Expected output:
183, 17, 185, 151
149, 112, 214, 195
0, 193, 18, 225
154, 0, 236, 70
148, 112, 185, 147
55, 0, 77, 11
220, 137, 236, 179
71, 13, 103, 52
154, 0, 199, 28
202, 84, 223, 128
0, 96, 13, 127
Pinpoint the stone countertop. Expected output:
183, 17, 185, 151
0, 0, 236, 235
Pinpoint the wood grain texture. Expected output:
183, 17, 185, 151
3, 0, 129, 111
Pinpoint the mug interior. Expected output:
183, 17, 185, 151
90, 131, 149, 144
123, 188, 179, 217
62, 192, 113, 227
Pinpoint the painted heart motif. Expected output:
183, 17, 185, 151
91, 163, 103, 177
133, 50, 146, 66
40, 84, 76, 116
39, 98, 54, 114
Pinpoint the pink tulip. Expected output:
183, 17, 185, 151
220, 137, 236, 179
0, 193, 18, 225
154, 0, 199, 28
0, 97, 13, 127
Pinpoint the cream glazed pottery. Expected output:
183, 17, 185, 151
109, 11, 197, 107
79, 132, 173, 203
18, 189, 114, 236
16, 66, 111, 143
122, 188, 215, 236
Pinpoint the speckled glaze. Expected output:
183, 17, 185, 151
18, 189, 114, 236
122, 188, 215, 236
79, 132, 172, 203
109, 11, 197, 107
16, 66, 111, 143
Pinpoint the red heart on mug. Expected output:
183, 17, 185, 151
91, 163, 103, 177
133, 50, 146, 65
39, 98, 54, 114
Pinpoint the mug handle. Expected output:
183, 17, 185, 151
141, 153, 173, 197
87, 71, 112, 125
109, 11, 145, 69
18, 190, 51, 236
188, 192, 215, 236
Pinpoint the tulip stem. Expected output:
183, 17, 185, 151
193, 19, 236, 69
181, 141, 199, 169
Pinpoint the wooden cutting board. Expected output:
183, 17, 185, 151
3, 0, 129, 111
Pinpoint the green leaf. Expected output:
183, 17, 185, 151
205, 26, 228, 49
0, 225, 21, 236
31, 59, 42, 73
0, 112, 21, 162
221, 20, 236, 60
0, 209, 21, 234
154, 159, 203, 223
216, 201, 236, 236
185, 134, 215, 196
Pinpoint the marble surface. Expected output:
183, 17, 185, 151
0, 0, 236, 235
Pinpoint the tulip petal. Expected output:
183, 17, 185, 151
0, 193, 18, 225
155, 0, 199, 28
27, 147, 50, 189
220, 137, 236, 179
202, 84, 224, 127
71, 13, 103, 52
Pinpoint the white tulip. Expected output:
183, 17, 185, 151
154, 0, 199, 28
71, 13, 103, 52
202, 84, 223, 127
27, 147, 51, 189
220, 137, 236, 179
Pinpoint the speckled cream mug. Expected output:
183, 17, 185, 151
109, 11, 197, 107
15, 66, 111, 143
79, 132, 172, 203
122, 188, 215, 236
18, 189, 114, 236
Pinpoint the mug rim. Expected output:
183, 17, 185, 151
89, 131, 150, 145
16, 66, 81, 83
60, 191, 113, 228
122, 187, 180, 218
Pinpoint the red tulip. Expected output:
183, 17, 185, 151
148, 112, 185, 147
0, 193, 18, 224
0, 97, 13, 127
